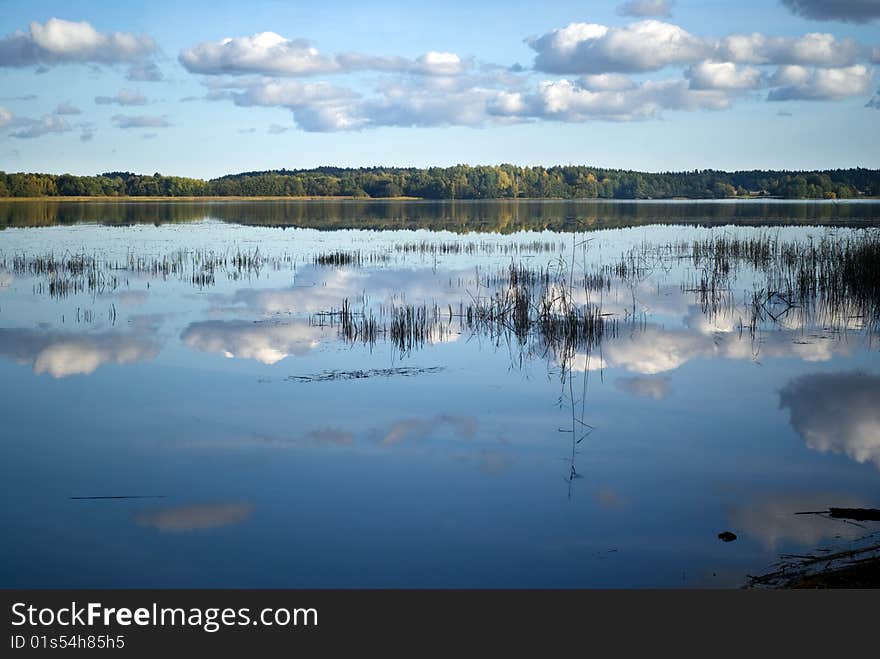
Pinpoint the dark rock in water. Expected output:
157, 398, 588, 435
718, 531, 737, 542
828, 507, 880, 522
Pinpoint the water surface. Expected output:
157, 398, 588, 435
1, 200, 878, 587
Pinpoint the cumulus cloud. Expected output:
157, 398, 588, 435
0, 327, 159, 377
135, 503, 253, 533
617, 0, 674, 17
111, 113, 170, 128
781, 0, 880, 23
717, 32, 865, 67
779, 371, 880, 469
181, 319, 324, 364
95, 88, 148, 106
54, 100, 81, 115
214, 73, 503, 131
579, 73, 638, 91
0, 18, 156, 67
212, 78, 363, 131
767, 64, 872, 100
195, 21, 877, 131
530, 19, 870, 78
491, 78, 734, 123
179, 31, 467, 77
528, 20, 712, 74
180, 32, 336, 76
685, 60, 763, 90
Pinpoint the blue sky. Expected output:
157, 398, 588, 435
0, 0, 878, 178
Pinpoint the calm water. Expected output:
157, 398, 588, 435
1, 200, 879, 588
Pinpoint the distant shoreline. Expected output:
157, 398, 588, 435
2, 195, 879, 202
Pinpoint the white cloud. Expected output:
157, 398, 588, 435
492, 78, 734, 123
717, 32, 864, 67
617, 0, 674, 17
180, 31, 468, 77
579, 73, 638, 91
212, 78, 363, 131
198, 23, 876, 132
0, 106, 12, 127
530, 20, 870, 77
0, 18, 155, 67
95, 89, 148, 106
528, 20, 713, 74
180, 32, 337, 76
414, 51, 465, 75
685, 60, 763, 90
779, 371, 880, 469
767, 64, 872, 100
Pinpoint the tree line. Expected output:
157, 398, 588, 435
1, 166, 878, 199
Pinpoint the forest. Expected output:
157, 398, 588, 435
1, 165, 878, 199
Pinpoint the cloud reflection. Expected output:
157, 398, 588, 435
181, 319, 324, 364
568, 322, 848, 375
0, 327, 159, 377
615, 375, 671, 400
378, 414, 478, 446
729, 493, 866, 550
779, 371, 880, 469
135, 503, 253, 533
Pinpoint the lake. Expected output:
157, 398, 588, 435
1, 199, 879, 588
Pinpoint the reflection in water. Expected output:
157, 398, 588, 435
615, 376, 672, 400
779, 371, 880, 470
730, 494, 866, 550
181, 320, 324, 364
0, 327, 159, 377
135, 503, 253, 533
569, 323, 846, 376
377, 415, 478, 447
3, 214, 880, 588
3, 199, 880, 233
229, 266, 467, 315
114, 290, 149, 306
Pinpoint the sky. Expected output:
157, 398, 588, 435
0, 0, 878, 178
